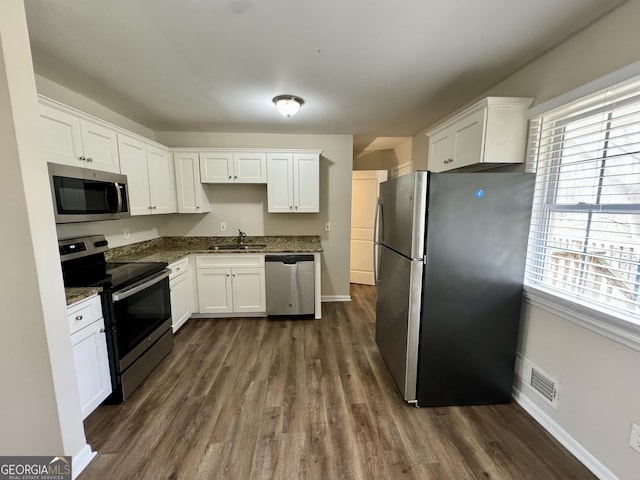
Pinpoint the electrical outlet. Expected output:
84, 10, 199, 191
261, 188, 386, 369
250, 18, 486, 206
324, 222, 331, 232
220, 222, 227, 232
630, 423, 640, 454
123, 228, 130, 239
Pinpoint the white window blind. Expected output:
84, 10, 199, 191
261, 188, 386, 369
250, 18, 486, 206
525, 77, 640, 325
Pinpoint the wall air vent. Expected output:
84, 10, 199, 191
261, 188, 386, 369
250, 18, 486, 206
524, 359, 559, 409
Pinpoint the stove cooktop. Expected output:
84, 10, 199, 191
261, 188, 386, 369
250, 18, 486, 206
59, 234, 167, 292
63, 261, 167, 291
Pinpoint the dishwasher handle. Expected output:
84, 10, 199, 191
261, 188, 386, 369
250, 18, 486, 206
265, 254, 314, 264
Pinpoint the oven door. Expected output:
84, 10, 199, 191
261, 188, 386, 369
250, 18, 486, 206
111, 269, 172, 371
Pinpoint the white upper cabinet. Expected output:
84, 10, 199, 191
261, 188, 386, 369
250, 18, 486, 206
39, 100, 120, 173
200, 151, 234, 183
266, 152, 294, 212
118, 134, 175, 215
174, 152, 211, 214
147, 145, 175, 214
266, 151, 320, 213
200, 150, 267, 183
426, 97, 533, 172
293, 152, 320, 213
233, 151, 267, 183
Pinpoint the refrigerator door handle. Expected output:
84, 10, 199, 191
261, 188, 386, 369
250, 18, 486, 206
373, 197, 383, 283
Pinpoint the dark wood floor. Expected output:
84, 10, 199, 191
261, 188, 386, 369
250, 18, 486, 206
80, 284, 594, 480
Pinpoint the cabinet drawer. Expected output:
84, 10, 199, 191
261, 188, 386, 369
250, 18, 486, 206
196, 254, 264, 269
169, 257, 189, 280
67, 295, 102, 335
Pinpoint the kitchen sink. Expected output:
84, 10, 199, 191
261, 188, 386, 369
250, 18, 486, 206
209, 244, 267, 251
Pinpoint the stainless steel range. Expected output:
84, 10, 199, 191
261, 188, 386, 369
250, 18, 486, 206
59, 234, 172, 402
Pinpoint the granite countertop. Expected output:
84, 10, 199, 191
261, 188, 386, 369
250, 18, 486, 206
65, 287, 101, 306
106, 235, 323, 264
65, 236, 321, 304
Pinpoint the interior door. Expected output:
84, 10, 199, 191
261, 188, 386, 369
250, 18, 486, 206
350, 170, 387, 284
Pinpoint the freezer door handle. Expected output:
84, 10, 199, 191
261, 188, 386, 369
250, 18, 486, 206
373, 196, 383, 284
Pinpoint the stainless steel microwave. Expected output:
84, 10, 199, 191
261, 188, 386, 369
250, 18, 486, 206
48, 163, 131, 223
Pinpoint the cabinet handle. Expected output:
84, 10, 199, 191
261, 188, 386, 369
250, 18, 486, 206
100, 328, 105, 333
75, 315, 83, 321
226, 274, 230, 277
196, 206, 200, 209
176, 267, 180, 271
443, 158, 453, 164
79, 156, 86, 161
153, 206, 157, 210
290, 206, 293, 210
86, 157, 93, 162
148, 206, 153, 210
294, 206, 298, 210
228, 176, 232, 180
234, 176, 237, 179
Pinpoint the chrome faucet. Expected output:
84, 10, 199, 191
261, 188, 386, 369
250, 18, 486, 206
238, 228, 247, 245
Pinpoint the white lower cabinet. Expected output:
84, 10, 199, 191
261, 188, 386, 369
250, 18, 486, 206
68, 295, 111, 420
169, 257, 192, 332
196, 255, 266, 315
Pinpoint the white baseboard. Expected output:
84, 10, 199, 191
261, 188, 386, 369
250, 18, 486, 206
321, 295, 352, 302
512, 386, 618, 480
72, 443, 96, 480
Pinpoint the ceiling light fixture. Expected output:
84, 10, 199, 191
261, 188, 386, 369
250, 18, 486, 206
273, 95, 304, 117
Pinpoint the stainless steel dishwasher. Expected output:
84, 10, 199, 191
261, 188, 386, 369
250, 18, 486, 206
265, 254, 315, 316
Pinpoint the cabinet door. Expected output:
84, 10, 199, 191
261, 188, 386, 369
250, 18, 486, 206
231, 267, 266, 313
80, 119, 120, 173
197, 268, 233, 314
428, 128, 455, 172
71, 319, 112, 419
174, 153, 210, 213
118, 134, 151, 215
39, 103, 84, 167
293, 153, 319, 213
170, 272, 192, 332
234, 152, 267, 183
200, 151, 234, 183
267, 153, 294, 212
452, 108, 486, 169
147, 145, 175, 214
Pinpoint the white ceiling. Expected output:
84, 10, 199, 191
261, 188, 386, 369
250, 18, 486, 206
24, 0, 625, 151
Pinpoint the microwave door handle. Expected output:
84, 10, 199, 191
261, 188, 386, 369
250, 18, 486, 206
114, 182, 123, 214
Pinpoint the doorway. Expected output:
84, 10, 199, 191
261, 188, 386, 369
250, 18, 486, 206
350, 170, 387, 285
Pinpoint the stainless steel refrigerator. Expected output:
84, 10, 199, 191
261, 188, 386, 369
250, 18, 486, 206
374, 171, 534, 407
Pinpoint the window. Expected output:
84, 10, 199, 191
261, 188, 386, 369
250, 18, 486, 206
525, 77, 640, 329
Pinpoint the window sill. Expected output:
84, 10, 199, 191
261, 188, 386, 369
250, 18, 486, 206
523, 285, 640, 352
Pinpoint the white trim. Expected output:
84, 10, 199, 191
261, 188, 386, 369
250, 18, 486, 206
72, 444, 96, 480
512, 386, 618, 480
321, 295, 352, 302
523, 286, 640, 352
528, 60, 640, 118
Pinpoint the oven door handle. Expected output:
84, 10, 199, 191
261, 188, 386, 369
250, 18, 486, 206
112, 269, 170, 302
